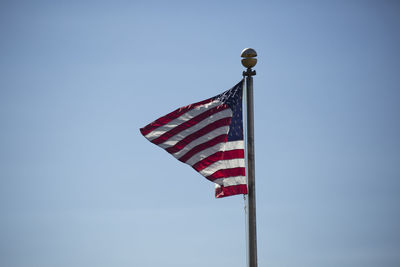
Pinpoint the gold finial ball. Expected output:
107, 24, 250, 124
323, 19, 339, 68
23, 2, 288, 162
241, 48, 257, 69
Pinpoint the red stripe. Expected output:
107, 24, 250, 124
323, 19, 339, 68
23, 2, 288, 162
192, 149, 245, 171
215, 184, 248, 198
178, 134, 227, 163
206, 167, 246, 181
166, 117, 232, 154
207, 167, 245, 181
151, 104, 229, 145
140, 98, 214, 136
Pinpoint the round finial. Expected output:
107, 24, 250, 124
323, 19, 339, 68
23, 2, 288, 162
241, 48, 257, 69
241, 48, 257, 58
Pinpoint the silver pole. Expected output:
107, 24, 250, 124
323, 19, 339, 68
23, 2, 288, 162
241, 48, 257, 267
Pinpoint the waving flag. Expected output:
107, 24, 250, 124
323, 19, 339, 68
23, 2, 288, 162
140, 80, 247, 198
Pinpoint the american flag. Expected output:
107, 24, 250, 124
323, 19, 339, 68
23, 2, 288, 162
140, 80, 247, 198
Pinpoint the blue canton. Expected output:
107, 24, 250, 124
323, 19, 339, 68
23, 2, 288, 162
213, 80, 244, 141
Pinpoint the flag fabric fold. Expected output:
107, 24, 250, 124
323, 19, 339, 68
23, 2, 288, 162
140, 80, 247, 198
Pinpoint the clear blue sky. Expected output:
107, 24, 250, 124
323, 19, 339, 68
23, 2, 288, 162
1, 1, 399, 267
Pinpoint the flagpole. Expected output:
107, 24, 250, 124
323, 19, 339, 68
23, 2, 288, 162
241, 48, 258, 267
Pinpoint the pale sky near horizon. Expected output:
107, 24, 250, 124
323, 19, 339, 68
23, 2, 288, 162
1, 1, 400, 267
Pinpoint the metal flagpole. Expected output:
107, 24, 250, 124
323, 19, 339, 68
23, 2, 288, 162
241, 48, 258, 267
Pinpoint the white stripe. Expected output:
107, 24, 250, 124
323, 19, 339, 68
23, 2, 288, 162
145, 100, 222, 141
186, 140, 244, 166
199, 158, 245, 177
172, 126, 230, 159
213, 176, 247, 186
158, 109, 232, 149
